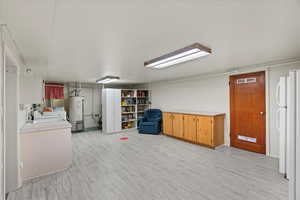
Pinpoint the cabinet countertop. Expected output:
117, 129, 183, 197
20, 120, 72, 134
163, 110, 225, 116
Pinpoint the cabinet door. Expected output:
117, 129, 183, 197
196, 116, 212, 146
183, 115, 197, 142
163, 113, 173, 136
173, 114, 184, 138
114, 89, 122, 132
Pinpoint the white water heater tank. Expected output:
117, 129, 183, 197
69, 96, 84, 122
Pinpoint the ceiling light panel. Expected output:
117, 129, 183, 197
96, 76, 120, 84
144, 43, 211, 69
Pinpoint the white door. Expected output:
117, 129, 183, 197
288, 70, 300, 200
276, 76, 288, 175
277, 107, 287, 174
102, 89, 121, 133
276, 77, 287, 107
5, 67, 20, 192
296, 71, 300, 200
287, 76, 291, 179
102, 89, 114, 133
113, 89, 121, 132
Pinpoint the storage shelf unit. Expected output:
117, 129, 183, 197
121, 89, 150, 130
121, 89, 136, 130
136, 90, 150, 123
121, 89, 137, 129
103, 88, 150, 133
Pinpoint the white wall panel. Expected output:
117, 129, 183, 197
19, 74, 43, 104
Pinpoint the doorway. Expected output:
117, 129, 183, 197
230, 71, 266, 154
5, 63, 20, 193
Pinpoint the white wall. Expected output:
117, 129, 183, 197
81, 87, 101, 129
19, 73, 43, 104
151, 75, 230, 144
151, 61, 300, 158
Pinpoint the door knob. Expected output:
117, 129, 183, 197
260, 112, 264, 115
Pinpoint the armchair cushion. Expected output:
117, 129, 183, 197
141, 121, 155, 126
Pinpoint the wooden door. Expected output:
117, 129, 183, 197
172, 114, 184, 138
230, 71, 266, 154
163, 113, 173, 136
183, 115, 197, 142
196, 116, 212, 146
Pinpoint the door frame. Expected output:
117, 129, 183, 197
229, 71, 267, 154
0, 25, 22, 199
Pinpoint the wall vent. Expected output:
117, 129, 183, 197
236, 77, 256, 84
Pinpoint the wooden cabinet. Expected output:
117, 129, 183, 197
163, 113, 184, 138
183, 115, 197, 142
172, 114, 184, 138
196, 116, 212, 146
163, 112, 173, 136
163, 112, 225, 149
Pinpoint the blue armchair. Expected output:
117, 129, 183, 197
138, 109, 162, 134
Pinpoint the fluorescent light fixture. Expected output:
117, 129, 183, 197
96, 76, 120, 84
144, 43, 211, 69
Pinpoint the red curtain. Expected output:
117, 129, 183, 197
45, 83, 64, 99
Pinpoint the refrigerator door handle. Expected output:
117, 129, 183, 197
276, 109, 281, 132
276, 82, 281, 106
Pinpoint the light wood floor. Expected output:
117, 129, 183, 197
8, 131, 288, 200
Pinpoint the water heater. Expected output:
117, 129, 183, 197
69, 96, 84, 132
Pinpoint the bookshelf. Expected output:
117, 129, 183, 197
121, 89, 137, 130
121, 89, 150, 130
136, 90, 150, 127
102, 88, 150, 133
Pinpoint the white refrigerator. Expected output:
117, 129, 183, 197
288, 70, 300, 200
276, 76, 289, 177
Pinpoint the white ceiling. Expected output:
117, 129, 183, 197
1, 0, 300, 84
